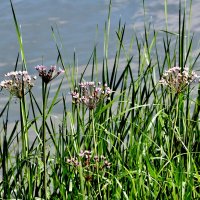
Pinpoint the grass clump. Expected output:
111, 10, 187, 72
0, 0, 200, 199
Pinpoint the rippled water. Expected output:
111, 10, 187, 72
0, 0, 136, 71
0, 0, 200, 119
0, 0, 199, 71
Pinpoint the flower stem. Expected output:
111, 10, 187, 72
91, 110, 97, 154
20, 95, 32, 199
42, 81, 47, 200
91, 110, 101, 197
20, 99, 26, 159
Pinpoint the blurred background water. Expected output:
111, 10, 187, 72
0, 0, 200, 70
0, 0, 200, 120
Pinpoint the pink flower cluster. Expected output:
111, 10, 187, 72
70, 81, 112, 109
0, 71, 36, 98
35, 65, 64, 84
159, 66, 198, 93
66, 150, 111, 169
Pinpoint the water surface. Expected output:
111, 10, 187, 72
0, 0, 200, 118
0, 0, 199, 70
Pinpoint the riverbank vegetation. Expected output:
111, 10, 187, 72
0, 0, 200, 199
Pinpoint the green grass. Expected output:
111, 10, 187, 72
0, 0, 200, 199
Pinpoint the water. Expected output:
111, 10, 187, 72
0, 0, 200, 118
0, 0, 199, 71
0, 0, 137, 72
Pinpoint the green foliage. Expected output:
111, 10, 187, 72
0, 0, 199, 199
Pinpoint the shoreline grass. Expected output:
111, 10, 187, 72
0, 0, 200, 199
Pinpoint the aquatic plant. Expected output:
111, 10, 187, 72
70, 81, 112, 110
35, 65, 64, 84
159, 66, 198, 93
67, 150, 111, 169
0, 0, 200, 199
34, 64, 64, 200
0, 70, 36, 98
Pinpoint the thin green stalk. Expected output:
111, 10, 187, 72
20, 93, 32, 199
91, 110, 97, 154
19, 99, 27, 159
91, 109, 102, 198
42, 80, 48, 200
173, 95, 180, 152
164, 0, 168, 31
10, 0, 27, 69
2, 120, 9, 199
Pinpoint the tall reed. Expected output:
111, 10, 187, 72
0, 0, 199, 199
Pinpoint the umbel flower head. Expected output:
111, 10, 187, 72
159, 66, 198, 93
70, 81, 112, 110
66, 150, 111, 182
66, 150, 111, 169
0, 71, 36, 98
35, 65, 64, 84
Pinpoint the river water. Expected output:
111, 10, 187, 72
0, 0, 200, 70
0, 0, 200, 118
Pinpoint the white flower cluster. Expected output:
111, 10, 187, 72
70, 81, 112, 109
0, 71, 36, 98
159, 66, 199, 93
66, 150, 111, 169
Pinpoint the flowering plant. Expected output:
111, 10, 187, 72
35, 65, 64, 84
67, 150, 111, 169
159, 66, 198, 93
34, 64, 65, 199
0, 71, 36, 98
66, 150, 111, 182
70, 81, 112, 109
